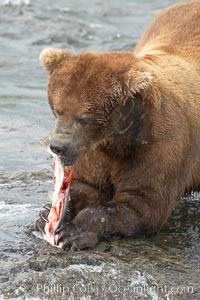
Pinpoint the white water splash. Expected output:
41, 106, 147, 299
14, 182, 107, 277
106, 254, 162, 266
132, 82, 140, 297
0, 0, 30, 6
0, 201, 31, 218
67, 263, 105, 274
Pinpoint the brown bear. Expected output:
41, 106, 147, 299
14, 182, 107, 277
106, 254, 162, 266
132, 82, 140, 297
36, 0, 200, 250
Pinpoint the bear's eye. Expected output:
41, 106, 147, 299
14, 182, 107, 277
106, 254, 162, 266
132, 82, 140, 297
77, 114, 88, 126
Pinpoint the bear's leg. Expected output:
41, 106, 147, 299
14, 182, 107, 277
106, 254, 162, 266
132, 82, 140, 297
55, 187, 174, 250
54, 197, 144, 250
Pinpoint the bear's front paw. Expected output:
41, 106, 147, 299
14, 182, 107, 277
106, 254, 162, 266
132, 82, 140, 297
56, 207, 107, 250
56, 224, 98, 250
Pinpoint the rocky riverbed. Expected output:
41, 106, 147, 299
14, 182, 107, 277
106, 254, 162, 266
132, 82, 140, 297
0, 174, 199, 299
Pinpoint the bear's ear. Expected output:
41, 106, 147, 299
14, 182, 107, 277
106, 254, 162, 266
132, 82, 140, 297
39, 48, 71, 72
125, 69, 152, 95
122, 69, 161, 107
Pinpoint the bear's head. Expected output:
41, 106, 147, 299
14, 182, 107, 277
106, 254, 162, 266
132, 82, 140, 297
40, 48, 157, 164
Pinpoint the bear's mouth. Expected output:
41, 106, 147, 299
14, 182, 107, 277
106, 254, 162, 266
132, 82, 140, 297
60, 156, 77, 167
59, 146, 87, 167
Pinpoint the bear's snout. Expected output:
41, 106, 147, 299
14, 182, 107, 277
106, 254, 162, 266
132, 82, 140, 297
50, 137, 81, 166
50, 139, 67, 156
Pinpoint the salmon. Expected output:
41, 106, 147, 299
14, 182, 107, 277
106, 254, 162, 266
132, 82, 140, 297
33, 143, 72, 248
43, 150, 72, 247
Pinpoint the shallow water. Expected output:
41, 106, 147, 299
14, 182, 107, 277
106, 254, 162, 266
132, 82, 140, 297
0, 0, 199, 299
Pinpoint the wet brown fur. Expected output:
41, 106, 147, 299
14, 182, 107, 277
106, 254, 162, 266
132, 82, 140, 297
37, 1, 200, 249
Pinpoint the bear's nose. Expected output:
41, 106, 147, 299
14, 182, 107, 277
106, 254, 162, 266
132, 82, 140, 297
50, 139, 66, 156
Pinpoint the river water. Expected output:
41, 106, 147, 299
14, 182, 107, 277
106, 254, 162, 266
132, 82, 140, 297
0, 0, 199, 299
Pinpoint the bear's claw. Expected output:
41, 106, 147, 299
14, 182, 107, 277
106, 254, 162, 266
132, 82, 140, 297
43, 203, 51, 211
35, 206, 51, 232
39, 211, 49, 223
